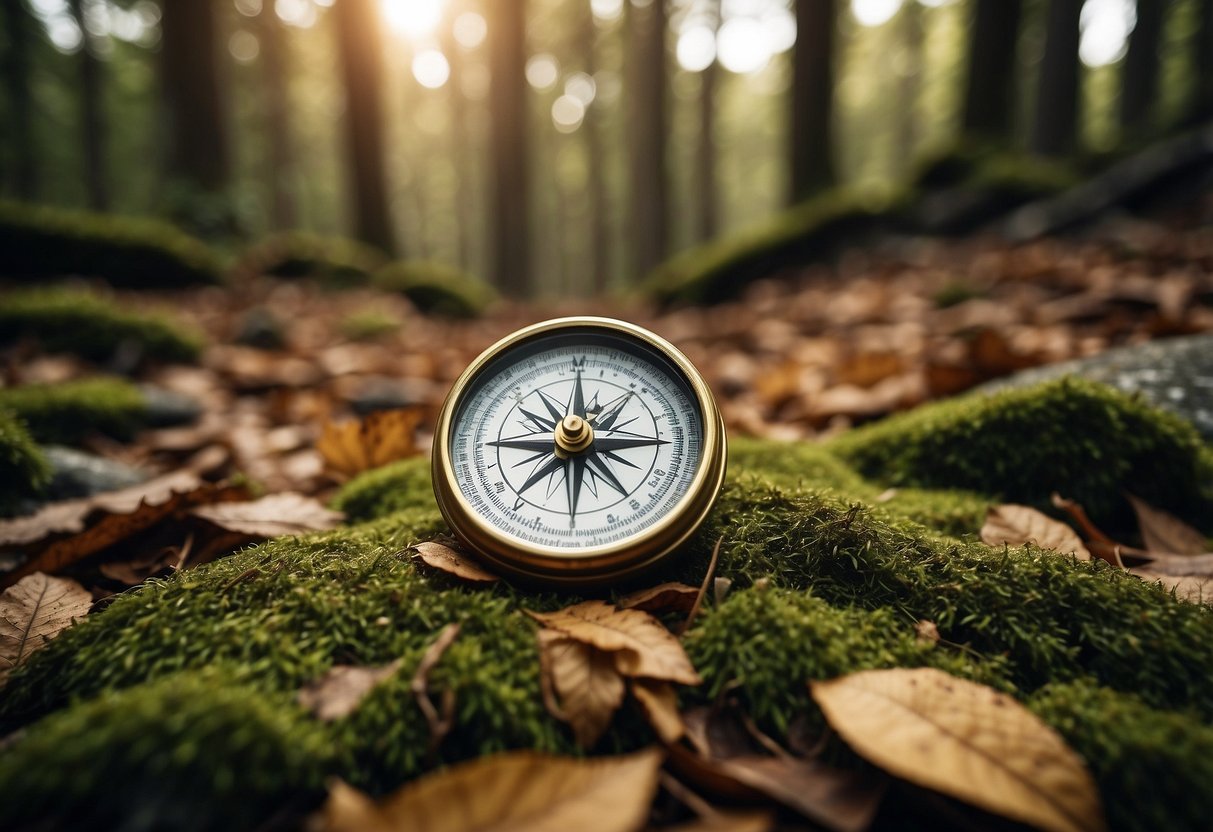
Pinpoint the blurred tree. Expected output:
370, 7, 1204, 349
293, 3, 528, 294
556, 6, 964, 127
0, 0, 36, 200
1031, 0, 1082, 157
580, 0, 611, 291
334, 0, 397, 253
67, 0, 108, 209
1119, 0, 1165, 135
440, 14, 473, 270
627, 0, 670, 278
790, 0, 836, 203
256, 6, 295, 229
487, 0, 531, 294
960, 0, 1022, 142
160, 0, 231, 197
895, 0, 923, 169
695, 0, 721, 242
1194, 0, 1213, 122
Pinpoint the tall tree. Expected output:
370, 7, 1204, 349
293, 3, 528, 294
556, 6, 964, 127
580, 0, 611, 291
626, 0, 670, 278
895, 0, 923, 173
1030, 0, 1083, 157
0, 0, 36, 200
441, 15, 473, 271
256, 6, 295, 229
695, 0, 721, 242
790, 0, 836, 203
160, 0, 231, 196
333, 0, 397, 253
1192, 0, 1213, 122
67, 0, 107, 209
960, 0, 1023, 141
487, 0, 530, 295
1119, 0, 1165, 135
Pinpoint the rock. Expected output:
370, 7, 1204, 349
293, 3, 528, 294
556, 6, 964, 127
233, 306, 287, 350
137, 384, 204, 427
42, 445, 148, 500
346, 376, 438, 416
976, 334, 1213, 441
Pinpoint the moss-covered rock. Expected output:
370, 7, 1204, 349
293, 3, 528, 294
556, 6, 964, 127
0, 408, 50, 514
0, 378, 148, 444
372, 260, 497, 318
338, 309, 401, 341
0, 288, 204, 363
828, 377, 1213, 528
231, 232, 387, 287
0, 201, 222, 288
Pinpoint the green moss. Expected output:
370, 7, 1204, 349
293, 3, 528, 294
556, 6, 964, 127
231, 232, 387, 287
828, 377, 1213, 528
0, 408, 50, 514
1029, 681, 1213, 832
0, 378, 148, 444
372, 260, 497, 318
0, 201, 222, 288
0, 672, 333, 832
0, 288, 204, 363
339, 309, 401, 341
643, 186, 906, 306
330, 456, 436, 522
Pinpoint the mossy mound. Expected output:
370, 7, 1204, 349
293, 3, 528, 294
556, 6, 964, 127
0, 408, 50, 515
372, 260, 497, 318
231, 232, 387, 288
338, 309, 401, 341
0, 288, 204, 364
0, 378, 148, 445
828, 377, 1213, 528
2, 380, 1211, 831
0, 201, 222, 288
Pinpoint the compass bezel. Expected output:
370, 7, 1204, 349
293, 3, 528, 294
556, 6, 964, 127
431, 316, 727, 585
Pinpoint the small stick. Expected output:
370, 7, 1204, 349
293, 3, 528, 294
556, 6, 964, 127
411, 623, 462, 758
681, 536, 723, 636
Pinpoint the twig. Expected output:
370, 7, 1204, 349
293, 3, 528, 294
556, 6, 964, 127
681, 536, 723, 636
410, 622, 462, 759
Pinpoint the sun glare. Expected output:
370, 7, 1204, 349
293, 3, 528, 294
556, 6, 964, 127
381, 0, 444, 38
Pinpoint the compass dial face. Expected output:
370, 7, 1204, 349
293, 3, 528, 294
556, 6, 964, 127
448, 330, 704, 556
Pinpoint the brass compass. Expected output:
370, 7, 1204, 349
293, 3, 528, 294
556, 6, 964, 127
432, 317, 727, 585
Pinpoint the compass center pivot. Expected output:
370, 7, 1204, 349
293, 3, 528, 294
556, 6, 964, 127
554, 414, 594, 458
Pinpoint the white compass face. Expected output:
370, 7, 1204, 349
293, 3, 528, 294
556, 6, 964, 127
449, 332, 704, 555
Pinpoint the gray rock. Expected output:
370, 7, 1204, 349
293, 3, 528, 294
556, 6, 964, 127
234, 306, 287, 350
348, 376, 438, 416
43, 445, 148, 500
977, 334, 1213, 441
138, 384, 204, 427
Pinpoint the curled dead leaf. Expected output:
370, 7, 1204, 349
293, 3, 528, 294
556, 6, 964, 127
1125, 494, 1208, 556
298, 659, 403, 722
190, 493, 344, 538
810, 667, 1105, 832
413, 541, 499, 584
317, 408, 424, 479
630, 678, 685, 744
618, 582, 700, 614
538, 630, 626, 749
1, 573, 92, 684
1130, 571, 1212, 604
981, 504, 1090, 560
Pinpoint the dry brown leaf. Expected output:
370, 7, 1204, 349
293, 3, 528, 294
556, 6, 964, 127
321, 748, 664, 832
527, 600, 701, 686
538, 630, 626, 748
915, 620, 940, 645
412, 541, 499, 584
1125, 494, 1208, 555
981, 504, 1090, 560
298, 659, 404, 722
661, 810, 774, 832
0, 573, 92, 684
618, 581, 700, 614
631, 678, 685, 744
811, 667, 1105, 832
317, 408, 424, 479
1130, 571, 1212, 604
411, 622, 462, 754
191, 493, 344, 538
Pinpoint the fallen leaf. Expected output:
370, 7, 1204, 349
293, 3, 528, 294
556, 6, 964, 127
1125, 494, 1208, 555
1130, 571, 1212, 604
321, 748, 664, 832
538, 630, 626, 748
1050, 494, 1115, 544
810, 668, 1105, 832
1, 573, 92, 684
618, 582, 700, 614
412, 541, 499, 584
915, 620, 940, 645
981, 504, 1090, 560
298, 659, 404, 722
191, 493, 344, 537
631, 678, 685, 744
527, 601, 701, 685
317, 408, 424, 479
660, 811, 774, 832
411, 623, 461, 755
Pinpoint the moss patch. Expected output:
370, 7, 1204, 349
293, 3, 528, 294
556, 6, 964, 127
0, 378, 148, 445
0, 201, 222, 288
231, 232, 387, 288
0, 288, 204, 363
0, 408, 50, 514
372, 260, 497, 318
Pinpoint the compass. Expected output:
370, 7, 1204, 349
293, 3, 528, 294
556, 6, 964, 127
432, 317, 727, 585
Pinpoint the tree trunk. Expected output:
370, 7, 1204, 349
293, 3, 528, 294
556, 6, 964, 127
895, 0, 923, 175
333, 0, 397, 253
626, 0, 670, 279
1192, 0, 1213, 123
581, 0, 611, 292
1030, 0, 1082, 157
442, 22, 473, 271
487, 0, 530, 296
160, 0, 230, 195
257, 7, 295, 230
695, 0, 721, 242
1119, 0, 1165, 135
0, 0, 36, 200
960, 0, 1023, 142
790, 0, 836, 203
67, 0, 107, 209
